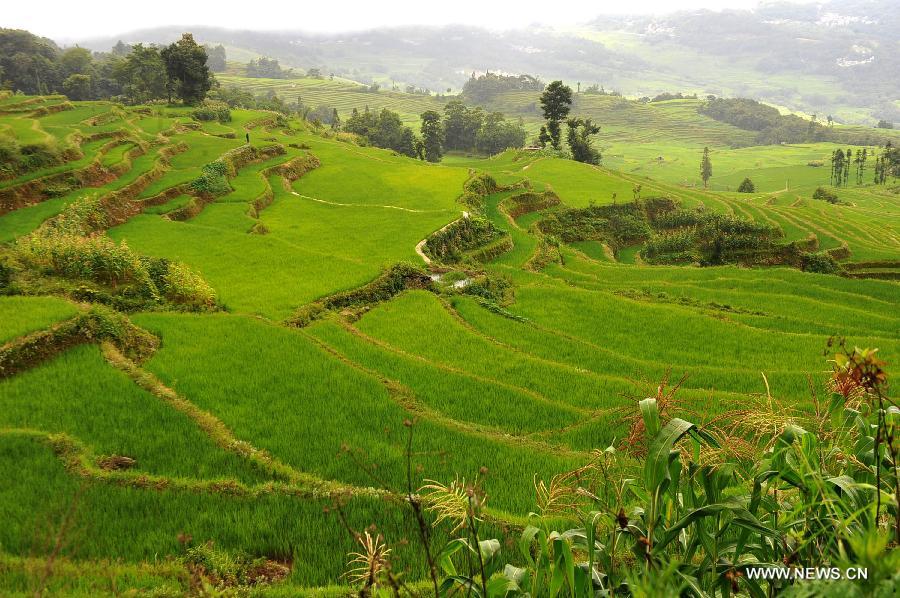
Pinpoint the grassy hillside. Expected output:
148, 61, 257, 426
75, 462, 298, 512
0, 93, 897, 594
218, 74, 446, 128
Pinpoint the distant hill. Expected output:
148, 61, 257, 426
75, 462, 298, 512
74, 0, 899, 126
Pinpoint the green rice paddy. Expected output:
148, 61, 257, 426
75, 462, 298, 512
0, 93, 897, 593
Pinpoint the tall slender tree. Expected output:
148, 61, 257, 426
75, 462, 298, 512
843, 149, 852, 186
700, 147, 713, 189
855, 148, 867, 184
831, 149, 845, 186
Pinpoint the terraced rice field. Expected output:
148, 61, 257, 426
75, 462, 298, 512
218, 75, 446, 127
0, 93, 897, 593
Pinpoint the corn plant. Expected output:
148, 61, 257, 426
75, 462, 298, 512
403, 347, 898, 597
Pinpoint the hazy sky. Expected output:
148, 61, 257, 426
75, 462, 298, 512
6, 0, 797, 40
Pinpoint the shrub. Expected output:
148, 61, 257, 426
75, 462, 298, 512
0, 258, 11, 291
0, 138, 64, 179
462, 173, 500, 197
812, 186, 839, 204
737, 177, 755, 193
322, 262, 432, 311
160, 261, 217, 308
182, 541, 288, 588
192, 100, 232, 123
538, 202, 653, 246
461, 273, 513, 304
15, 234, 153, 290
423, 217, 507, 263
13, 232, 217, 308
503, 191, 560, 218
800, 251, 840, 274
46, 194, 108, 236
643, 229, 696, 259
190, 161, 231, 196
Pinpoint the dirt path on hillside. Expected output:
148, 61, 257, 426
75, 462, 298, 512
290, 191, 451, 213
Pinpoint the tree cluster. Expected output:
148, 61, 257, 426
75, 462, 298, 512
828, 143, 897, 187
700, 97, 894, 147
205, 45, 226, 72
461, 72, 544, 104
649, 91, 697, 102
344, 107, 418, 158
246, 57, 293, 79
1, 29, 120, 100
872, 142, 899, 184
537, 81, 602, 165
442, 101, 526, 156
0, 29, 215, 106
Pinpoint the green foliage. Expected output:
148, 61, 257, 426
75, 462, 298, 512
442, 101, 525, 155
0, 138, 63, 179
0, 29, 60, 96
245, 56, 293, 79
503, 190, 560, 218
344, 107, 418, 157
424, 216, 506, 263
461, 72, 543, 104
160, 33, 213, 105
443, 100, 483, 152
15, 233, 152, 288
800, 251, 840, 274
421, 110, 444, 162
645, 210, 784, 265
46, 193, 108, 236
421, 355, 899, 596
700, 146, 712, 188
160, 261, 217, 307
61, 73, 92, 101
737, 177, 755, 193
463, 173, 500, 197
182, 541, 288, 589
12, 229, 217, 309
537, 202, 655, 248
540, 81, 573, 150
205, 44, 226, 72
459, 272, 513, 305
114, 43, 168, 104
0, 259, 10, 291
322, 262, 432, 311
191, 100, 231, 123
476, 112, 526, 155
700, 97, 893, 146
813, 186, 839, 203
565, 117, 601, 164
189, 161, 231, 196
